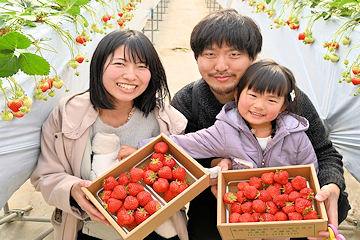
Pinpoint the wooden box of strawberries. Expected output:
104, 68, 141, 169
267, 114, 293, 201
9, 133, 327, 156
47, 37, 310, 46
217, 164, 328, 239
81, 133, 210, 240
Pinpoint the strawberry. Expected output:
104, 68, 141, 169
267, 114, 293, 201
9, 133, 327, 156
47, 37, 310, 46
272, 182, 283, 189
172, 166, 186, 181
68, 60, 79, 69
102, 176, 119, 190
258, 190, 272, 202
252, 212, 262, 222
144, 200, 161, 215
252, 199, 266, 213
291, 176, 307, 190
102, 15, 110, 22
303, 210, 319, 220
260, 213, 276, 222
130, 167, 144, 182
75, 36, 86, 44
163, 155, 176, 168
282, 182, 295, 195
288, 190, 302, 202
229, 213, 241, 223
158, 166, 173, 179
127, 182, 144, 196
282, 202, 296, 215
153, 178, 169, 193
75, 54, 85, 64
266, 201, 279, 215
169, 180, 182, 196
13, 111, 25, 118
235, 190, 246, 203
298, 32, 306, 40
151, 152, 165, 162
244, 186, 258, 199
177, 180, 189, 193
299, 187, 315, 200
164, 188, 177, 202
273, 170, 289, 185
249, 176, 263, 189
351, 76, 360, 85
266, 185, 281, 199
149, 158, 163, 172
230, 202, 243, 214
273, 193, 289, 207
117, 209, 135, 226
237, 181, 250, 191
118, 172, 130, 186
288, 211, 303, 220
123, 195, 139, 210
261, 172, 274, 185
352, 65, 360, 75
100, 189, 112, 203
7, 98, 23, 112
22, 96, 33, 108
105, 198, 122, 213
118, 12, 124, 17
240, 201, 253, 214
154, 141, 168, 153
37, 80, 50, 92
137, 190, 152, 206
295, 197, 312, 214
239, 212, 255, 222
111, 185, 127, 199
328, 41, 339, 49
53, 79, 64, 89
134, 208, 150, 224
274, 211, 288, 221
223, 192, 237, 204
143, 169, 157, 185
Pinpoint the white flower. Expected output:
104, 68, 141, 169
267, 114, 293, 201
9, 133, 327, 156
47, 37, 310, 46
290, 89, 296, 101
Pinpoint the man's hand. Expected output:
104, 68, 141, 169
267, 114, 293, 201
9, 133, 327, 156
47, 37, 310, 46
118, 145, 138, 161
70, 180, 110, 226
307, 183, 340, 240
210, 158, 232, 197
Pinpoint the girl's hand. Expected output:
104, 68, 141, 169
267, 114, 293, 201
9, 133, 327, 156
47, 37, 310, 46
210, 158, 232, 198
118, 145, 138, 161
307, 183, 340, 240
70, 180, 110, 226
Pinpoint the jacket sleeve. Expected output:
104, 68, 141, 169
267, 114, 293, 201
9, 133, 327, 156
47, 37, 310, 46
30, 108, 86, 219
295, 132, 319, 173
297, 89, 346, 200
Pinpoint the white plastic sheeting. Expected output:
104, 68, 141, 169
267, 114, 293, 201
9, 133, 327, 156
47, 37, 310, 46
216, 0, 360, 182
0, 0, 161, 209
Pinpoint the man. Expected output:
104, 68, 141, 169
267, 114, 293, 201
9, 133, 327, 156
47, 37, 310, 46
171, 8, 350, 240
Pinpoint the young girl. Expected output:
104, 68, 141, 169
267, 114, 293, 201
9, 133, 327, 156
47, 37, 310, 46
31, 29, 188, 240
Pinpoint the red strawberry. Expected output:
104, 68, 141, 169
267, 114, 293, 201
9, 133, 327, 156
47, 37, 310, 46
291, 176, 307, 190
75, 36, 86, 44
169, 180, 182, 196
154, 141, 168, 153
111, 185, 127, 199
164, 188, 177, 202
143, 169, 157, 185
158, 166, 173, 179
288, 211, 303, 220
261, 172, 274, 185
137, 190, 152, 206
7, 98, 24, 112
13, 111, 25, 118
288, 190, 303, 202
351, 76, 360, 85
134, 208, 150, 224
118, 172, 130, 186
260, 213, 276, 222
102, 176, 119, 190
266, 201, 279, 215
249, 176, 263, 189
327, 41, 339, 49
177, 179, 189, 193
299, 187, 315, 200
231, 202, 243, 214
352, 65, 360, 75
244, 186, 258, 199
163, 155, 176, 168
100, 189, 112, 203
153, 178, 169, 193
273, 194, 289, 207
282, 203, 296, 215
273, 170, 289, 185
252, 212, 262, 222
144, 200, 161, 215
272, 182, 283, 189
75, 54, 85, 64
274, 211, 288, 221
172, 166, 186, 181
229, 212, 241, 223
117, 209, 135, 226
149, 158, 163, 172
223, 192, 237, 204
123, 195, 139, 210
298, 32, 306, 40
106, 198, 122, 213
127, 182, 144, 196
37, 80, 50, 92
239, 212, 255, 222
252, 199, 266, 213
258, 190, 272, 202
151, 152, 165, 162
303, 210, 319, 220
282, 182, 295, 195
130, 167, 144, 182
240, 201, 253, 214
295, 198, 313, 214
237, 181, 250, 191
235, 191, 246, 203
266, 185, 281, 199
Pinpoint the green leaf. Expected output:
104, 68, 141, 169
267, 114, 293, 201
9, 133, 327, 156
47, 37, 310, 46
25, 20, 37, 27
0, 0, 7, 2
18, 52, 50, 76
0, 53, 19, 78
67, 5, 80, 15
0, 32, 32, 50
353, 12, 360, 20
339, 0, 358, 8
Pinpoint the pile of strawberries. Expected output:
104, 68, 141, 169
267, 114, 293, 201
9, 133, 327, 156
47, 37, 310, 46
98, 141, 189, 229
223, 170, 319, 223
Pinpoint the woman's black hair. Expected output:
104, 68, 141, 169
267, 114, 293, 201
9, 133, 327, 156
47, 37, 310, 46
89, 29, 170, 116
235, 60, 299, 114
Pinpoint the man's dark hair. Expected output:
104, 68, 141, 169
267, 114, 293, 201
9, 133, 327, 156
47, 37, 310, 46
89, 29, 170, 116
190, 8, 262, 60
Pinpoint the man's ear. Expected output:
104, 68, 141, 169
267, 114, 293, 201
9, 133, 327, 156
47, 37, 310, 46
234, 89, 238, 102
252, 55, 258, 64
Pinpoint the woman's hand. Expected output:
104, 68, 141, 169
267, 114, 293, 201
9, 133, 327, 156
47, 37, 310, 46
70, 180, 110, 226
210, 158, 232, 198
307, 183, 340, 240
118, 145, 138, 161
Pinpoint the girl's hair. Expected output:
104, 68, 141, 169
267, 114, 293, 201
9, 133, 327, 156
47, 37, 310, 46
89, 29, 170, 116
235, 60, 299, 113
